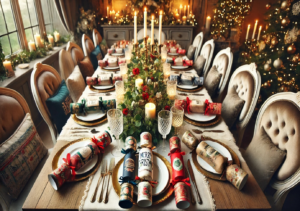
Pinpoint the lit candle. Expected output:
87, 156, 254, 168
28, 40, 36, 52
167, 80, 177, 100
179, 4, 182, 19
182, 16, 187, 24
187, 5, 190, 18
158, 11, 162, 45
246, 24, 250, 40
48, 35, 54, 44
34, 33, 42, 47
3, 60, 14, 77
144, 7, 147, 38
116, 11, 120, 19
257, 25, 262, 41
135, 78, 143, 90
184, 5, 186, 16
163, 63, 171, 79
206, 16, 211, 31
53, 31, 60, 42
151, 15, 154, 45
252, 20, 258, 39
145, 103, 156, 119
107, 7, 109, 17
134, 12, 137, 43
111, 10, 115, 22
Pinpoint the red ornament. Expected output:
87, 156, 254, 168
151, 77, 154, 81
164, 105, 171, 110
132, 68, 140, 75
150, 54, 156, 59
142, 92, 149, 100
142, 85, 148, 92
122, 108, 129, 115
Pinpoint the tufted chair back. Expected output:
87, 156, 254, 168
137, 28, 166, 43
31, 62, 62, 144
93, 29, 102, 47
0, 88, 30, 144
211, 47, 233, 102
66, 41, 84, 66
200, 39, 215, 77
59, 49, 75, 80
82, 34, 95, 57
228, 63, 261, 146
192, 32, 203, 60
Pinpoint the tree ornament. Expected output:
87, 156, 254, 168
291, 53, 300, 64
264, 63, 271, 71
266, 35, 271, 45
281, 17, 290, 27
281, 1, 289, 10
284, 27, 300, 44
292, 1, 300, 16
279, 85, 289, 92
271, 36, 278, 47
287, 43, 297, 54
273, 58, 283, 69
266, 3, 271, 10
259, 41, 266, 52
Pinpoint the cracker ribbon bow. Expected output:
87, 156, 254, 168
186, 97, 192, 114
121, 148, 135, 154
204, 99, 210, 116
62, 153, 76, 181
171, 177, 191, 186
119, 176, 137, 186
91, 137, 105, 153
168, 151, 186, 156
135, 176, 158, 187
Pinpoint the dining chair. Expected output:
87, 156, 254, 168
66, 41, 84, 66
137, 28, 166, 42
192, 32, 204, 61
209, 47, 233, 102
245, 92, 300, 211
93, 28, 102, 47
199, 39, 215, 77
226, 63, 261, 146
82, 34, 95, 57
30, 62, 62, 144
59, 49, 75, 80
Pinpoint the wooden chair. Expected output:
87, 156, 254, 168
59, 49, 75, 80
137, 28, 166, 42
93, 28, 102, 47
30, 62, 62, 144
245, 92, 300, 210
82, 34, 95, 57
227, 63, 261, 146
192, 32, 203, 61
199, 39, 215, 77
66, 41, 84, 66
209, 47, 233, 102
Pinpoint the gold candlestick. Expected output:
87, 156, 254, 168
158, 44, 163, 53
144, 37, 148, 64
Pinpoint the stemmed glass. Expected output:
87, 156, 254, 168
158, 110, 172, 152
107, 109, 123, 157
171, 106, 184, 135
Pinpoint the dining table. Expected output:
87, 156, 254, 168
22, 60, 271, 211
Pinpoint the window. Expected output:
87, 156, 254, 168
0, 0, 20, 54
41, 0, 53, 34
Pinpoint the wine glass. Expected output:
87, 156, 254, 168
171, 106, 184, 135
158, 110, 172, 152
107, 109, 123, 157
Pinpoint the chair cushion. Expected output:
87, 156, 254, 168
204, 66, 222, 98
0, 96, 25, 144
100, 39, 108, 56
244, 127, 286, 190
221, 85, 245, 129
66, 66, 85, 102
90, 45, 103, 70
77, 57, 95, 80
0, 113, 47, 199
71, 47, 84, 65
186, 45, 196, 60
194, 55, 206, 76
45, 80, 72, 133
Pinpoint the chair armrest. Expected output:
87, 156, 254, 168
0, 183, 12, 211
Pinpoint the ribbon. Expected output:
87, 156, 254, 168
135, 176, 158, 188
171, 177, 191, 187
168, 151, 186, 156
119, 176, 137, 186
62, 153, 76, 181
145, 145, 156, 151
91, 137, 105, 153
204, 99, 210, 116
186, 97, 192, 114
105, 60, 108, 67
121, 148, 135, 154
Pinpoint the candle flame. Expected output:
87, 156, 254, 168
144, 7, 147, 11
160, 10, 162, 15
180, 4, 182, 8
248, 24, 250, 28
256, 20, 258, 23
259, 25, 262, 29
207, 16, 211, 19
152, 15, 154, 19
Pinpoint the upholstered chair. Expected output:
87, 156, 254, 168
192, 32, 203, 61
82, 34, 95, 57
137, 28, 166, 42
93, 28, 102, 47
209, 47, 233, 102
66, 41, 84, 66
30, 63, 62, 144
199, 39, 215, 77
226, 63, 261, 146
244, 92, 300, 211
59, 49, 75, 80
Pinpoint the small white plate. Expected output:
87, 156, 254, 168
75, 111, 105, 122
58, 140, 98, 175
177, 84, 198, 89
168, 53, 179, 56
111, 53, 124, 56
18, 63, 29, 69
172, 65, 189, 69
103, 66, 119, 70
197, 140, 232, 174
117, 154, 169, 196
92, 84, 114, 90
185, 112, 216, 122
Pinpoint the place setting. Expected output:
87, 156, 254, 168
86, 73, 123, 93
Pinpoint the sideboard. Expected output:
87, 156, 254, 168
101, 25, 195, 50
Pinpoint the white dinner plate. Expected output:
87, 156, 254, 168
197, 140, 232, 174
168, 52, 179, 56
171, 65, 189, 69
75, 111, 105, 122
92, 84, 115, 90
58, 140, 98, 175
185, 112, 216, 122
111, 53, 124, 56
117, 154, 169, 196
177, 84, 198, 89
102, 66, 119, 70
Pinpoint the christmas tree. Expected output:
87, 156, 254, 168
239, 0, 300, 103
210, 0, 252, 40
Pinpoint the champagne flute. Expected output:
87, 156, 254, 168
158, 110, 172, 152
171, 106, 184, 135
107, 109, 123, 157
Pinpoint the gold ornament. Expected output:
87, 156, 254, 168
266, 3, 271, 10
264, 63, 271, 71
273, 58, 283, 69
291, 53, 300, 64
281, 1, 289, 10
279, 85, 289, 92
287, 43, 296, 54
259, 41, 266, 52
281, 17, 290, 27
271, 36, 278, 47
266, 35, 271, 45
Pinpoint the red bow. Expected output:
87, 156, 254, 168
135, 176, 158, 188
91, 137, 105, 153
186, 97, 192, 114
204, 99, 210, 115
171, 177, 191, 186
62, 153, 76, 181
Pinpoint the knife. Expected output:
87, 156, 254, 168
90, 159, 107, 202
185, 167, 195, 205
104, 158, 115, 203
192, 129, 224, 134
178, 93, 204, 96
187, 159, 202, 204
97, 160, 108, 202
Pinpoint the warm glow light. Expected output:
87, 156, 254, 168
134, 11, 137, 16
160, 10, 162, 15
207, 16, 211, 20
152, 15, 154, 20
144, 7, 147, 11
180, 4, 182, 8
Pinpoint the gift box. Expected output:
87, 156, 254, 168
86, 77, 98, 85
140, 132, 152, 148
170, 152, 185, 181
122, 150, 136, 181
174, 182, 191, 209
226, 164, 248, 190
205, 100, 222, 115
137, 181, 152, 207
119, 182, 134, 209
138, 148, 153, 181
182, 130, 199, 150
169, 136, 181, 153
108, 57, 118, 67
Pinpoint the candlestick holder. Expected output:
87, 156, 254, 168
134, 42, 139, 56
144, 37, 148, 64
158, 44, 163, 54
151, 44, 155, 53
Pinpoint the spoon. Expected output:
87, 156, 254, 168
71, 128, 100, 134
